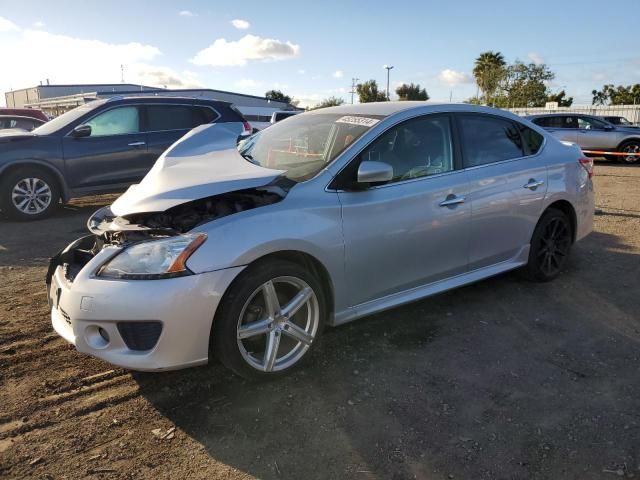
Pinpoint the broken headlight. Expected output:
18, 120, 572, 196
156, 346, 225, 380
97, 233, 207, 279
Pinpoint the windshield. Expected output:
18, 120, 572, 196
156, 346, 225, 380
32, 103, 97, 135
238, 113, 385, 181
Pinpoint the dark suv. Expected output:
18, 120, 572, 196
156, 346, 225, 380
0, 96, 251, 220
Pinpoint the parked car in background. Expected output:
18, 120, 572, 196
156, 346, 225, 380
526, 113, 640, 164
270, 110, 301, 124
48, 103, 594, 378
0, 115, 45, 131
599, 116, 639, 128
0, 96, 252, 220
0, 108, 49, 122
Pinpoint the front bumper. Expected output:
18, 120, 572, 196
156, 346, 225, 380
48, 237, 244, 371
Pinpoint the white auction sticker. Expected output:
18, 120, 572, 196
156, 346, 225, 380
335, 116, 380, 127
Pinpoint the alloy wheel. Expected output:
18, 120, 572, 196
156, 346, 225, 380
621, 143, 640, 164
11, 177, 52, 215
536, 217, 571, 277
236, 276, 320, 372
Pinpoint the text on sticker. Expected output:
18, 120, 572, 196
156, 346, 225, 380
335, 116, 380, 127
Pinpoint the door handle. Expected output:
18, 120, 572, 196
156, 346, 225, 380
523, 179, 544, 190
439, 195, 466, 207
128, 141, 146, 147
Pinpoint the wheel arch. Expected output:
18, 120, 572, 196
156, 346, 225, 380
211, 249, 336, 332
0, 160, 70, 202
543, 199, 577, 243
616, 136, 640, 150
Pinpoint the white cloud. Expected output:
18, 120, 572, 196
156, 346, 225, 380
191, 34, 300, 67
179, 10, 195, 17
438, 69, 473, 86
0, 16, 19, 32
298, 69, 305, 74
528, 52, 544, 65
333, 70, 344, 79
0, 26, 203, 101
133, 65, 202, 89
231, 19, 250, 30
33, 20, 45, 28
235, 78, 262, 88
291, 93, 323, 108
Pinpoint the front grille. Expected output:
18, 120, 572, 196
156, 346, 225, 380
117, 322, 162, 351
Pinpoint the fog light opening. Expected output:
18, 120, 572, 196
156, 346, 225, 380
98, 327, 110, 343
85, 325, 110, 349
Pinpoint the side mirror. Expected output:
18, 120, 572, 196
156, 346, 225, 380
357, 161, 393, 184
604, 125, 615, 131
71, 125, 91, 138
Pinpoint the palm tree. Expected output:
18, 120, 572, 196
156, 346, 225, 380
473, 51, 506, 105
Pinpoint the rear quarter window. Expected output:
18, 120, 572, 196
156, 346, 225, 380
518, 124, 544, 155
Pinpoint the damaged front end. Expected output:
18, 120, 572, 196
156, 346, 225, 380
46, 183, 288, 288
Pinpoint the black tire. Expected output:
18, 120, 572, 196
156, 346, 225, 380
0, 167, 60, 220
617, 140, 640, 164
213, 258, 327, 379
522, 208, 573, 282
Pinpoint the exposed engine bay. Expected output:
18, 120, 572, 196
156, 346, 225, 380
47, 185, 288, 285
91, 185, 286, 246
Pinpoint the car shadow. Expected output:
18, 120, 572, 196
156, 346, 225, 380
0, 194, 118, 267
135, 230, 640, 479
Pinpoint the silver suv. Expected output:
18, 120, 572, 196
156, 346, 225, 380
527, 113, 640, 164
49, 103, 594, 378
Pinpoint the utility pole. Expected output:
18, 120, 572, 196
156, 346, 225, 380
350, 77, 359, 104
121, 64, 125, 83
384, 65, 394, 101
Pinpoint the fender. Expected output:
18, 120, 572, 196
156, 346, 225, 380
0, 159, 71, 202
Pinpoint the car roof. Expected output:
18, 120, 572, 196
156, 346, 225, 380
0, 115, 42, 120
306, 101, 522, 119
103, 95, 232, 106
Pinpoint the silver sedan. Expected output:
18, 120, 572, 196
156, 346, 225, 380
48, 103, 594, 378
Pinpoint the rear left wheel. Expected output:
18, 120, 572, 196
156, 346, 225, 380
522, 208, 573, 282
213, 259, 326, 379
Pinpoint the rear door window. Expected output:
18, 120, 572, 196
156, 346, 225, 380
458, 115, 524, 167
144, 105, 198, 132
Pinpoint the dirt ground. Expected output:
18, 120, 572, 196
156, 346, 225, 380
0, 163, 639, 480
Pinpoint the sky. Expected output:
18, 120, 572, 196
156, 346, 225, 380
1, 0, 639, 108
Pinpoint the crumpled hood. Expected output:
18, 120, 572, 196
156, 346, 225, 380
111, 123, 284, 216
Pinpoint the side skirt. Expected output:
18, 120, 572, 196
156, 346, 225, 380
331, 246, 530, 326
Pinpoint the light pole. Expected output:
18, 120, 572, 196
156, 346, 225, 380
384, 65, 394, 101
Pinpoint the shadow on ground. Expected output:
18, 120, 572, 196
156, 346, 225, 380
134, 230, 640, 479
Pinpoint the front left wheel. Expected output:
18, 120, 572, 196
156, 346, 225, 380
618, 140, 640, 164
213, 258, 326, 379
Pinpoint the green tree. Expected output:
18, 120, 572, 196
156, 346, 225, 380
310, 96, 345, 110
356, 80, 387, 103
546, 89, 573, 107
496, 61, 555, 108
592, 84, 640, 105
472, 51, 507, 104
265, 89, 293, 104
395, 83, 429, 101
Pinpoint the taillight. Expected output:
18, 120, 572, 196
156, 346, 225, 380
578, 157, 594, 179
